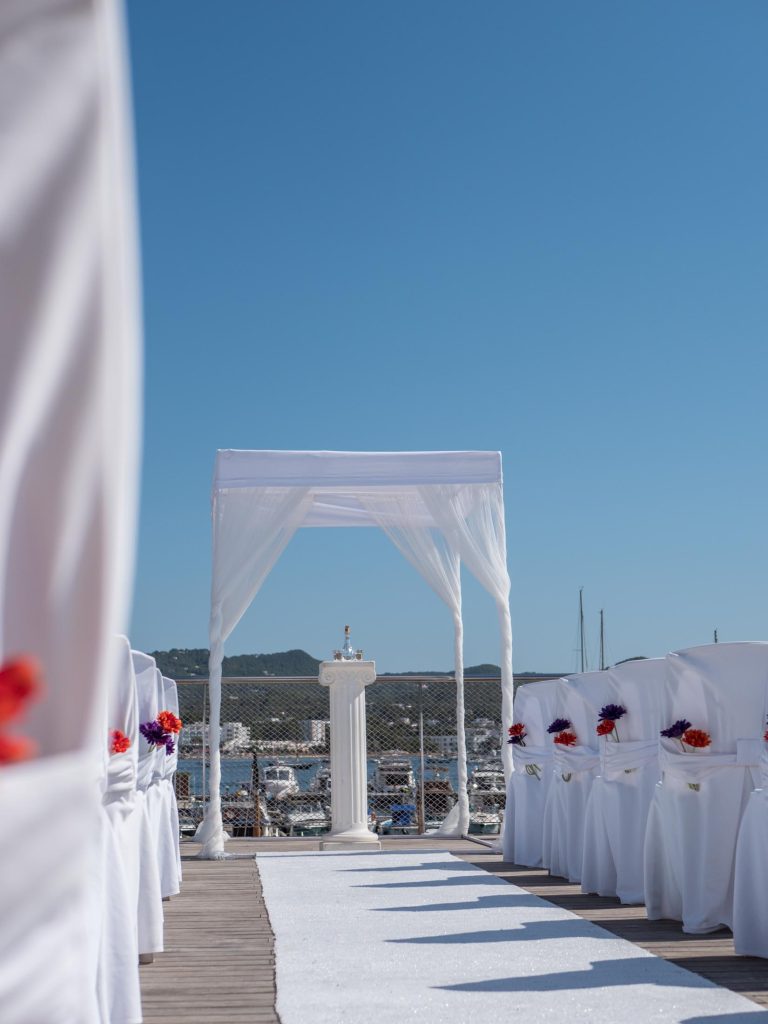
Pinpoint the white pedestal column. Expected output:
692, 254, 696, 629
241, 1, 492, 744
318, 660, 381, 850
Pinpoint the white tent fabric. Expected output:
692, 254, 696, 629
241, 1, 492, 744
504, 679, 561, 866
162, 674, 183, 890
644, 642, 768, 934
0, 1, 141, 1020
580, 658, 665, 904
733, 742, 768, 957
358, 491, 468, 833
199, 450, 513, 857
133, 651, 164, 954
541, 671, 614, 883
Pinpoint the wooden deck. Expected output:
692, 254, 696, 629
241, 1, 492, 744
140, 837, 768, 1022
459, 848, 768, 1009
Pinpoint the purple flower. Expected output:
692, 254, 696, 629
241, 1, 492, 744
140, 720, 167, 747
508, 731, 527, 745
598, 704, 627, 722
164, 734, 176, 755
660, 719, 692, 739
547, 718, 571, 734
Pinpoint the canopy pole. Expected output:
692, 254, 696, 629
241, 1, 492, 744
195, 604, 228, 859
497, 597, 514, 782
454, 611, 470, 835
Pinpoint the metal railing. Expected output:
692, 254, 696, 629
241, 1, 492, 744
174, 675, 505, 838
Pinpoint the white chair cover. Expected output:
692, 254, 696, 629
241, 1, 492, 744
146, 667, 179, 898
160, 674, 183, 894
541, 671, 614, 883
644, 642, 768, 933
0, 0, 141, 1019
503, 679, 560, 867
733, 736, 768, 957
97, 637, 142, 1024
581, 658, 665, 904
132, 651, 164, 953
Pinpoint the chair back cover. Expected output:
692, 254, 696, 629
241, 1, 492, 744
644, 642, 768, 933
505, 679, 560, 867
581, 658, 665, 904
133, 651, 160, 792
542, 671, 613, 883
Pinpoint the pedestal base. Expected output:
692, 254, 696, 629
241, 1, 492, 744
320, 834, 382, 851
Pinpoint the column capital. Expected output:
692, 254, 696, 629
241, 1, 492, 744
318, 660, 376, 688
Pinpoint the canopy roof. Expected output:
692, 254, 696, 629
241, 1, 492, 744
213, 449, 503, 528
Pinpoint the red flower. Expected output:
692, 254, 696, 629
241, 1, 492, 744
682, 728, 711, 749
157, 710, 182, 734
554, 730, 578, 747
596, 719, 615, 736
110, 729, 131, 754
0, 733, 37, 764
508, 723, 526, 737
764, 729, 768, 743
0, 656, 42, 725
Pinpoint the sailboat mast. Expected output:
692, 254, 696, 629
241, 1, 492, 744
579, 587, 586, 673
600, 609, 605, 671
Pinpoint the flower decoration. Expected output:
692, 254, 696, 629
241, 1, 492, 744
596, 719, 616, 737
508, 723, 527, 746
0, 733, 37, 764
547, 717, 571, 735
140, 720, 167, 747
553, 730, 578, 747
598, 704, 626, 722
682, 728, 711, 749
0, 656, 42, 724
660, 719, 692, 739
0, 656, 42, 768
157, 710, 182, 734
764, 729, 768, 743
141, 713, 180, 756
110, 729, 131, 755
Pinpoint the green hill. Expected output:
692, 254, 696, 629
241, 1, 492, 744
151, 648, 321, 678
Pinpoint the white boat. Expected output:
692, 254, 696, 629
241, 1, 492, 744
309, 764, 332, 797
468, 763, 505, 796
372, 757, 416, 794
275, 795, 331, 837
261, 763, 299, 800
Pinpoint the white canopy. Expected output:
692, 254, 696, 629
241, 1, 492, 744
198, 449, 514, 858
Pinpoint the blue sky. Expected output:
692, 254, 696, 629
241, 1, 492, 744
126, 1, 768, 673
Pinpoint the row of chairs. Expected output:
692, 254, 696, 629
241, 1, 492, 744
503, 641, 768, 955
98, 637, 182, 1023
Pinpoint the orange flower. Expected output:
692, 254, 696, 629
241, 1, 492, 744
157, 710, 182, 734
596, 719, 615, 736
110, 729, 131, 754
0, 656, 42, 725
0, 733, 37, 764
554, 730, 578, 747
682, 728, 711, 749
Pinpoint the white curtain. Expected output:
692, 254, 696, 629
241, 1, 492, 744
418, 483, 514, 779
0, 1, 141, 1019
359, 491, 469, 835
198, 486, 313, 857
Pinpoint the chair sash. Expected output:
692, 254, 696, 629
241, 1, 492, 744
511, 745, 552, 768
659, 738, 762, 784
601, 738, 658, 780
553, 744, 600, 776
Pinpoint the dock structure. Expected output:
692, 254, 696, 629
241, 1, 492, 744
141, 838, 768, 1022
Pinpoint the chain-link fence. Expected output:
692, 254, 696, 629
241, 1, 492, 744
174, 675, 505, 839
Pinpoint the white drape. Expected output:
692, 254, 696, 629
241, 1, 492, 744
198, 486, 314, 857
0, 0, 141, 1019
162, 675, 183, 890
359, 491, 469, 834
418, 483, 514, 780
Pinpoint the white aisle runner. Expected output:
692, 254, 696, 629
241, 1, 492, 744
257, 850, 767, 1024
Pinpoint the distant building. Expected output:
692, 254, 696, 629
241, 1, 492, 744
301, 719, 330, 746
427, 735, 458, 756
179, 720, 251, 750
